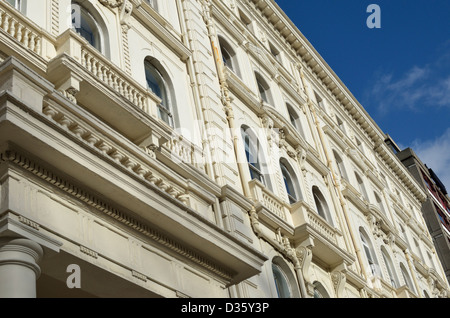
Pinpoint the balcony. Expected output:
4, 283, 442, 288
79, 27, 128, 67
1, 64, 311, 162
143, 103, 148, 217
47, 29, 169, 144
0, 1, 54, 73
249, 179, 354, 266
291, 200, 354, 266
249, 179, 294, 235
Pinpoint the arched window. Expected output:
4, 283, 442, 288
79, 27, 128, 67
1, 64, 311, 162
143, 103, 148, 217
241, 126, 266, 186
218, 37, 238, 75
145, 59, 174, 127
313, 281, 330, 298
312, 186, 331, 223
333, 150, 347, 180
355, 172, 368, 201
272, 263, 291, 298
286, 104, 304, 137
255, 72, 271, 105
381, 247, 398, 288
72, 2, 103, 52
400, 263, 415, 292
374, 192, 386, 214
413, 238, 425, 263
280, 159, 300, 204
360, 229, 380, 276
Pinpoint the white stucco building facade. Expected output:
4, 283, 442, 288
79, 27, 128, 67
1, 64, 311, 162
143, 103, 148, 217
0, 0, 448, 298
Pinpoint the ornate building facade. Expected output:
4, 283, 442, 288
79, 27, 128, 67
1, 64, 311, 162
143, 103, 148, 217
0, 0, 448, 298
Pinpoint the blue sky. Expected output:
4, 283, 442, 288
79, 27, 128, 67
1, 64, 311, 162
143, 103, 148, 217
275, 0, 450, 190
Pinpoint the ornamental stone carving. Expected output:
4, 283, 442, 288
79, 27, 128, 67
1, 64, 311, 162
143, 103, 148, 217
98, 0, 124, 8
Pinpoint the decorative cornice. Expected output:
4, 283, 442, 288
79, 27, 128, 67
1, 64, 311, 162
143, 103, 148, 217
0, 149, 234, 281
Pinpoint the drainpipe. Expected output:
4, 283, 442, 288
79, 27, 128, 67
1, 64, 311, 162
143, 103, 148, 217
200, 0, 251, 197
298, 67, 368, 282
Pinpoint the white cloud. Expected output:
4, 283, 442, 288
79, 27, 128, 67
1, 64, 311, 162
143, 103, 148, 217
366, 58, 450, 114
411, 128, 450, 193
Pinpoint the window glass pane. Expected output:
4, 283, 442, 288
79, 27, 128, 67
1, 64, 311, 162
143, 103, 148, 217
221, 46, 233, 71
281, 163, 296, 203
242, 129, 264, 184
145, 61, 172, 126
314, 193, 326, 219
272, 264, 290, 298
6, 0, 20, 10
258, 81, 268, 103
72, 5, 101, 51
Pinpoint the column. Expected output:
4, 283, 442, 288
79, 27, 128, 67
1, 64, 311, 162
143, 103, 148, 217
0, 237, 44, 298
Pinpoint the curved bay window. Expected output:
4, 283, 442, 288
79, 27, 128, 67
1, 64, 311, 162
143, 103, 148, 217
241, 126, 265, 185
72, 2, 102, 52
145, 59, 173, 127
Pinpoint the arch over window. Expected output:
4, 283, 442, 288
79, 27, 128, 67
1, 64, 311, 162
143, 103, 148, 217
313, 281, 330, 298
72, 2, 105, 53
400, 263, 415, 292
333, 150, 347, 180
280, 159, 301, 204
360, 228, 380, 276
255, 72, 271, 105
218, 36, 238, 75
381, 246, 398, 288
312, 186, 331, 223
241, 126, 268, 187
145, 58, 175, 127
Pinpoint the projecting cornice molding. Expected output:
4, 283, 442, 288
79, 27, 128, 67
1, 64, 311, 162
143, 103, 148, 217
242, 0, 427, 204
0, 148, 235, 282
